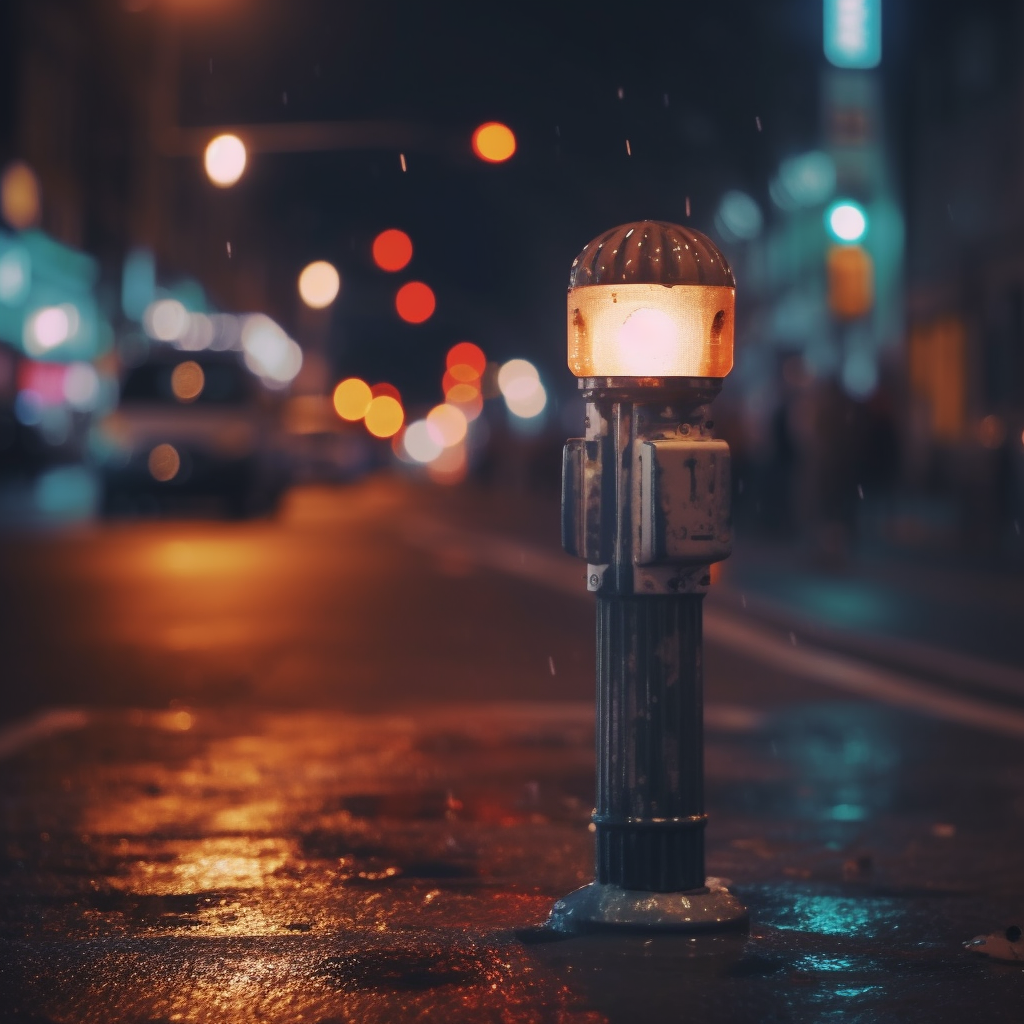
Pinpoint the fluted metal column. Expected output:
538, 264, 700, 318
594, 593, 705, 892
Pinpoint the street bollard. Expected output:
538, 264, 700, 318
547, 221, 748, 933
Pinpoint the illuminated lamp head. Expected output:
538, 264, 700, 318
567, 220, 735, 380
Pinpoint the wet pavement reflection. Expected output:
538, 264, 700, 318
3, 697, 1024, 1022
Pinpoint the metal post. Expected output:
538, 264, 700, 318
548, 221, 748, 933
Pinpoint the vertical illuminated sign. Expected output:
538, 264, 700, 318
824, 0, 882, 69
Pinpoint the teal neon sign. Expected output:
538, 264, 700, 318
824, 0, 881, 69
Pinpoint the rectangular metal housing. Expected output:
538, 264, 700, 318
638, 438, 732, 566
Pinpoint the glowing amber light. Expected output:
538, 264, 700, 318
333, 378, 373, 421
395, 281, 435, 324
204, 134, 247, 187
148, 444, 181, 482
472, 122, 516, 163
446, 341, 486, 376
298, 261, 340, 309
371, 382, 402, 401
568, 283, 734, 377
372, 229, 413, 272
364, 395, 404, 438
1, 161, 41, 229
171, 361, 205, 403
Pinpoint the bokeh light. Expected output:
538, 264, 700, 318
443, 370, 480, 395
204, 134, 247, 187
716, 190, 763, 241
364, 395, 404, 438
1, 161, 41, 229
395, 281, 436, 323
372, 229, 413, 272
472, 122, 516, 163
240, 314, 303, 386
333, 378, 372, 421
446, 341, 486, 377
498, 358, 547, 418
144, 299, 189, 341
24, 305, 76, 355
426, 403, 468, 447
827, 200, 868, 243
63, 363, 100, 411
298, 261, 340, 309
403, 420, 444, 463
171, 361, 205, 403
148, 444, 180, 482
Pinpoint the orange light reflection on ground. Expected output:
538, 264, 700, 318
395, 282, 435, 324
372, 229, 413, 272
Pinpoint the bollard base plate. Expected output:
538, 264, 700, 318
546, 879, 748, 935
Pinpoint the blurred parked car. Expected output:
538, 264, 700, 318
91, 350, 288, 517
280, 394, 374, 484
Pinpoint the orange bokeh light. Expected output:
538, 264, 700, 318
445, 380, 481, 404
395, 281, 436, 324
333, 378, 373, 421
446, 341, 486, 376
364, 395, 404, 438
443, 369, 479, 394
372, 229, 413, 272
472, 122, 516, 163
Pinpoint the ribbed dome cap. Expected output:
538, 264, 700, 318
569, 221, 734, 290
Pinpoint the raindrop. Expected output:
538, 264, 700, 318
399, 153, 407, 172
548, 656, 556, 676
226, 241, 232, 257
282, 92, 288, 105
755, 115, 762, 132
663, 93, 670, 107
789, 632, 797, 646
857, 484, 864, 499
1015, 520, 1021, 535
625, 139, 631, 156
685, 196, 691, 217
741, 594, 747, 609
617, 86, 624, 100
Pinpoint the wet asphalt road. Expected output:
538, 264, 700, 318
2, 477, 1024, 1023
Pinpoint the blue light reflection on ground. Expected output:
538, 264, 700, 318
759, 889, 906, 938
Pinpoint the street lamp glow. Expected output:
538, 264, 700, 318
472, 122, 516, 163
827, 200, 868, 243
567, 222, 735, 378
298, 261, 340, 309
204, 134, 247, 187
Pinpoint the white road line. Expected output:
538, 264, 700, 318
0, 708, 90, 760
404, 517, 1024, 739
